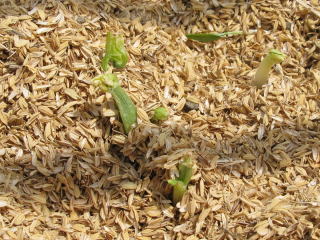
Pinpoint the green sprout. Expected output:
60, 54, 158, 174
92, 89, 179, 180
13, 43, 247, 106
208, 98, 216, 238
101, 32, 129, 71
92, 73, 137, 134
168, 156, 193, 204
186, 31, 243, 42
92, 32, 136, 134
252, 49, 286, 88
151, 107, 169, 121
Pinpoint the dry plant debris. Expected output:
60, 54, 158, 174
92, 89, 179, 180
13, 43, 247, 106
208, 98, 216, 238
0, 0, 320, 239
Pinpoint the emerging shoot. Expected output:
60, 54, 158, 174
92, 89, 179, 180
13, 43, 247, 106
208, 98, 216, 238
152, 107, 169, 121
168, 156, 193, 204
101, 32, 129, 71
92, 73, 137, 134
252, 49, 286, 88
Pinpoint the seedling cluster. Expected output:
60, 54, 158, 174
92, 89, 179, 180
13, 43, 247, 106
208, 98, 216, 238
92, 30, 287, 205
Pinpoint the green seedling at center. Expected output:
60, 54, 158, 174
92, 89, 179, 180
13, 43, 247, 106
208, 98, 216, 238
168, 156, 193, 204
92, 32, 136, 134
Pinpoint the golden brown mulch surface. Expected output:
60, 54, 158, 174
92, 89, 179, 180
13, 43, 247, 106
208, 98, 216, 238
1, 0, 320, 239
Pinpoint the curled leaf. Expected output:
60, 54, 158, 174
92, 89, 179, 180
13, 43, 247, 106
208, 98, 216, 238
102, 32, 129, 71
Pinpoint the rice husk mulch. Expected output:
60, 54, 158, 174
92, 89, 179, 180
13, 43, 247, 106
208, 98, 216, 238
1, 0, 320, 239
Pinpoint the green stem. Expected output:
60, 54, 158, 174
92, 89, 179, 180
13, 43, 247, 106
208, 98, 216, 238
253, 58, 274, 88
170, 180, 187, 204
178, 156, 193, 185
252, 49, 286, 88
168, 156, 193, 204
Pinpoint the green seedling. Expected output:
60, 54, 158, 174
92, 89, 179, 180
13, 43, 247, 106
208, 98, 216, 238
102, 32, 129, 71
168, 156, 193, 204
152, 107, 169, 121
252, 49, 286, 88
92, 73, 137, 134
186, 31, 243, 42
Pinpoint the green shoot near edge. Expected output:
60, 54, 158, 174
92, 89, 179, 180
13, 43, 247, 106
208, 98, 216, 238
252, 49, 286, 88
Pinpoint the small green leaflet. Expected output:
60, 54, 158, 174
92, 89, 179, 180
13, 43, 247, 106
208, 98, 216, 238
186, 31, 243, 42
